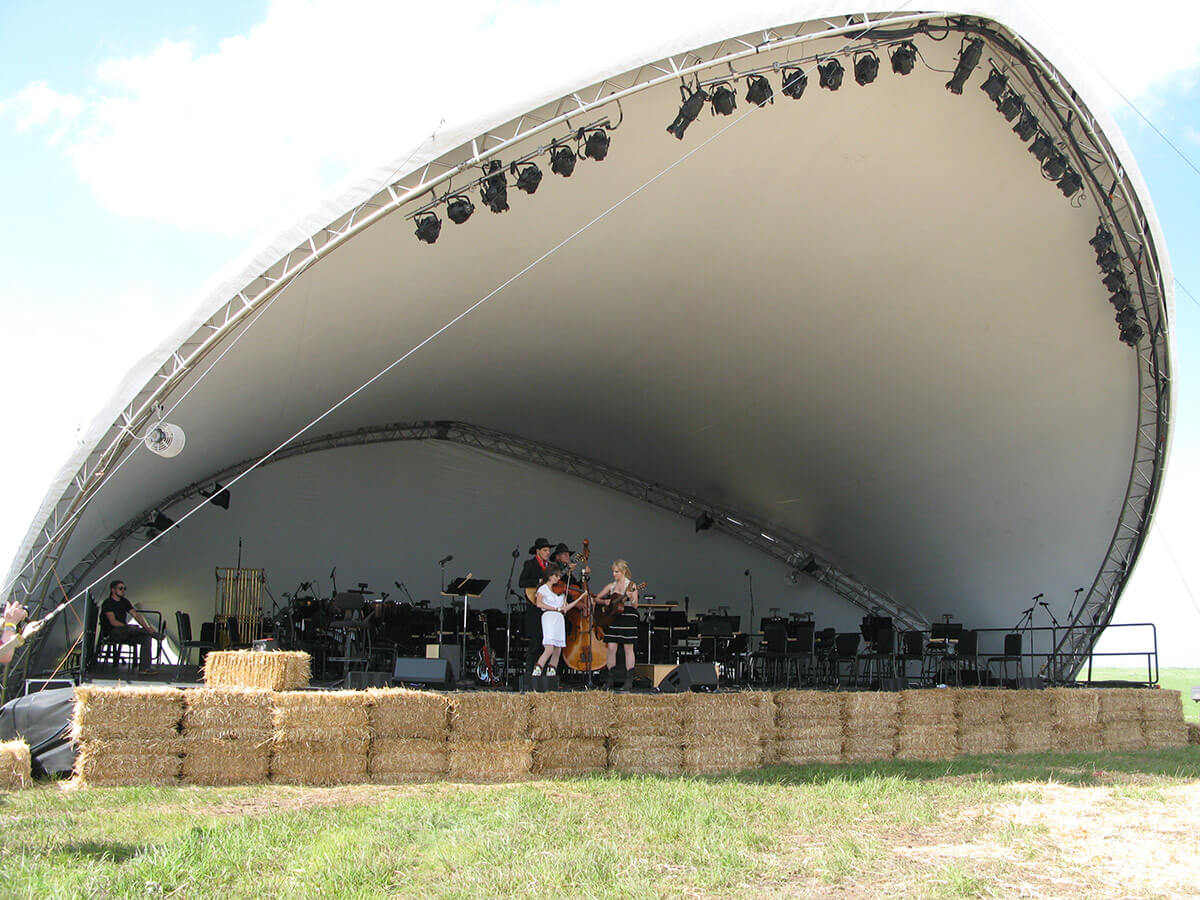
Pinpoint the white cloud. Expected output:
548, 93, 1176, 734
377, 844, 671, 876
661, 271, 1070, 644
3, 80, 82, 140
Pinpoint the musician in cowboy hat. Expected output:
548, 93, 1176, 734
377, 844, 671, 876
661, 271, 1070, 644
518, 538, 556, 678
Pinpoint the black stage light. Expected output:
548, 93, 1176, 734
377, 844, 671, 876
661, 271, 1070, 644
480, 160, 508, 213
512, 162, 542, 194
1058, 167, 1083, 197
695, 511, 715, 533
667, 86, 708, 138
998, 91, 1022, 121
946, 37, 984, 94
446, 194, 474, 224
200, 483, 231, 510
854, 51, 879, 86
710, 83, 737, 115
147, 511, 177, 538
1115, 305, 1138, 327
1103, 270, 1127, 293
818, 58, 844, 91
1120, 322, 1144, 345
745, 75, 773, 107
1013, 108, 1038, 141
1108, 288, 1131, 308
1042, 152, 1067, 180
1097, 249, 1121, 274
583, 128, 610, 161
890, 41, 917, 75
1089, 224, 1114, 255
1028, 130, 1054, 162
414, 212, 441, 244
550, 145, 576, 177
981, 67, 1007, 103
781, 67, 808, 99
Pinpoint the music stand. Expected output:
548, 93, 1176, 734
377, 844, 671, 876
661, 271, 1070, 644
445, 576, 489, 684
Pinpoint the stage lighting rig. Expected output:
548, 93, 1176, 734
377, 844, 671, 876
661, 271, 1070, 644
818, 58, 844, 91
1115, 305, 1138, 327
1013, 108, 1038, 141
1108, 288, 1131, 308
981, 67, 1007, 103
1102, 270, 1127, 293
146, 511, 177, 538
890, 41, 917, 75
1028, 130, 1054, 162
710, 83, 737, 115
199, 483, 231, 510
1120, 322, 1144, 345
446, 194, 475, 224
414, 212, 441, 244
1042, 152, 1067, 181
695, 511, 715, 532
1097, 249, 1121, 274
781, 67, 808, 99
480, 160, 509, 213
745, 74, 773, 107
998, 91, 1022, 122
1089, 224, 1114, 256
583, 128, 610, 161
946, 37, 983, 94
550, 144, 576, 177
854, 51, 879, 86
667, 85, 708, 139
1058, 167, 1082, 197
512, 161, 543, 194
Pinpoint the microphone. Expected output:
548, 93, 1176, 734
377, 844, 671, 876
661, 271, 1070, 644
1032, 593, 1044, 601
395, 581, 402, 590
1038, 600, 1050, 607
329, 567, 336, 579
439, 554, 454, 565
744, 569, 751, 577
1022, 606, 1034, 615
512, 547, 519, 559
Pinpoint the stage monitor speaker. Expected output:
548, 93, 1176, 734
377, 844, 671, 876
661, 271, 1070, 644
657, 662, 718, 693
425, 644, 462, 683
393, 657, 453, 687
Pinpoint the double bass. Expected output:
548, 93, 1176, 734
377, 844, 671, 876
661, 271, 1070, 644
560, 539, 608, 673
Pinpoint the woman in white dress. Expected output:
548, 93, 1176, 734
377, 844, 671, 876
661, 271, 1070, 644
531, 564, 582, 689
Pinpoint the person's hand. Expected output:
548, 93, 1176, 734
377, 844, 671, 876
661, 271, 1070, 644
3, 600, 27, 626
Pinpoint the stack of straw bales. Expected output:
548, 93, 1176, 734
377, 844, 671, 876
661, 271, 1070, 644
1187, 723, 1200, 745
896, 690, 957, 760
73, 686, 183, 785
367, 689, 451, 782
0, 739, 31, 790
203, 650, 311, 691
449, 693, 532, 781
1046, 689, 1101, 752
682, 693, 770, 774
1098, 690, 1147, 751
530, 692, 613, 776
1003, 690, 1055, 753
270, 691, 369, 784
841, 692, 898, 763
1140, 689, 1187, 747
774, 691, 843, 765
180, 688, 273, 785
610, 693, 683, 775
955, 690, 1006, 754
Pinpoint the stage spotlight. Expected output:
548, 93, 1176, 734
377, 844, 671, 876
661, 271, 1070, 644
890, 41, 917, 75
550, 145, 576, 177
666, 86, 708, 138
1120, 322, 1144, 345
781, 67, 808, 99
946, 37, 984, 94
818, 58, 844, 91
745, 75, 773, 107
1103, 270, 1127, 293
1042, 152, 1067, 180
583, 129, 610, 161
414, 212, 441, 244
1097, 249, 1121, 274
998, 91, 1022, 122
1058, 167, 1083, 197
1108, 288, 1131, 308
145, 422, 185, 458
480, 160, 508, 213
146, 511, 177, 538
1115, 305, 1138, 327
854, 51, 879, 86
1013, 108, 1038, 141
199, 483, 231, 510
1089, 224, 1114, 255
446, 194, 474, 224
695, 511, 715, 533
710, 83, 737, 115
512, 162, 542, 194
981, 67, 1007, 103
1028, 130, 1054, 162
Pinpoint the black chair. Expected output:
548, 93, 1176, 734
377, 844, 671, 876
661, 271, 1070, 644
895, 630, 925, 685
750, 620, 788, 686
175, 610, 215, 674
857, 626, 895, 688
943, 629, 979, 686
784, 620, 815, 687
831, 632, 861, 687
813, 628, 837, 685
986, 632, 1023, 687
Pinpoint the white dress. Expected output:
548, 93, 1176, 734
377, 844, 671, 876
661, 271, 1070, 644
536, 583, 567, 648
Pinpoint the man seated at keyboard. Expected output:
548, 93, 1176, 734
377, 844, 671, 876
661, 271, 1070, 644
100, 579, 163, 675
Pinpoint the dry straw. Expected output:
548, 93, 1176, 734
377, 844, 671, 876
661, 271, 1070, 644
955, 689, 1004, 726
1047, 688, 1100, 729
774, 736, 842, 766
683, 692, 771, 742
1101, 721, 1145, 751
1186, 723, 1200, 745
450, 694, 530, 742
270, 738, 368, 785
1143, 722, 1188, 748
273, 691, 370, 743
369, 738, 448, 783
1097, 689, 1143, 723
367, 688, 450, 740
683, 738, 762, 775
1139, 689, 1183, 723
530, 692, 614, 740
1008, 723, 1055, 754
182, 688, 273, 740
532, 737, 608, 775
775, 690, 843, 726
608, 735, 682, 775
842, 691, 899, 762
1001, 691, 1051, 726
0, 740, 31, 790
899, 690, 956, 726
957, 726, 1007, 755
203, 650, 311, 691
447, 739, 532, 781
896, 724, 957, 761
612, 694, 684, 738
1053, 726, 1101, 753
73, 685, 183, 741
75, 738, 182, 786
180, 738, 269, 786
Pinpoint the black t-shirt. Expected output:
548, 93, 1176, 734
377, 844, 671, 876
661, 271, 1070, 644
99, 597, 133, 635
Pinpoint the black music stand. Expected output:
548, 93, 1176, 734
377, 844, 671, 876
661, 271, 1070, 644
445, 577, 489, 684
329, 591, 371, 677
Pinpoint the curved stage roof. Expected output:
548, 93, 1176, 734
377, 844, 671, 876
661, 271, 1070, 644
5, 3, 1173, 681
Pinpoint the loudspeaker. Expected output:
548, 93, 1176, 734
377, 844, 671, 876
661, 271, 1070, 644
1017, 676, 1044, 690
424, 644, 462, 683
393, 657, 453, 686
346, 670, 391, 690
657, 662, 718, 693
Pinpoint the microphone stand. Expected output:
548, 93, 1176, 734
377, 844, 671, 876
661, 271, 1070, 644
503, 547, 520, 688
438, 558, 448, 650
1040, 600, 1062, 684
745, 570, 755, 661
1011, 604, 1036, 685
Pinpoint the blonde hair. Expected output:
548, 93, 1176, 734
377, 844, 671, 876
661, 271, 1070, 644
611, 559, 632, 580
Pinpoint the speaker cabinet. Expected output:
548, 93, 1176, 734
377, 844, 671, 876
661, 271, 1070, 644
393, 657, 453, 686
657, 662, 718, 693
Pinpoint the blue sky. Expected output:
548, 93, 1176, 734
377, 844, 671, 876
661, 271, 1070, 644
1, 0, 1198, 662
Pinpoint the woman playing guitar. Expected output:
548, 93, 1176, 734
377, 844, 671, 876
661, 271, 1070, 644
593, 559, 640, 691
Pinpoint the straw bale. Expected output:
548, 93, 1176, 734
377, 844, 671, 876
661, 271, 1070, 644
203, 650, 311, 691
774, 735, 843, 766
844, 714, 898, 743
1007, 721, 1054, 754
1047, 688, 1100, 729
532, 737, 608, 775
180, 737, 269, 785
683, 692, 771, 741
73, 685, 183, 741
449, 694, 531, 742
0, 740, 31, 791
530, 692, 614, 740
1002, 691, 1052, 725
1140, 689, 1184, 723
957, 727, 1008, 755
841, 738, 895, 764
272, 691, 370, 743
683, 738, 762, 775
1053, 726, 1101, 753
368, 738, 448, 782
1101, 721, 1145, 751
843, 692, 900, 722
612, 694, 684, 737
1097, 689, 1144, 723
899, 690, 956, 725
446, 740, 532, 781
367, 688, 450, 740
1188, 723, 1200, 745
182, 688, 273, 740
270, 739, 368, 785
774, 691, 843, 724
776, 720, 841, 744
74, 738, 182, 786
608, 735, 682, 775
1143, 722, 1188, 748
895, 724, 957, 760
955, 689, 1005, 725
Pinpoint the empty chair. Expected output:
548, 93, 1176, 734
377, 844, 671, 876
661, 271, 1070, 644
895, 630, 925, 685
857, 626, 895, 688
175, 610, 216, 674
784, 619, 815, 687
812, 627, 837, 685
831, 632, 861, 688
943, 629, 979, 686
750, 620, 789, 686
986, 632, 1023, 688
